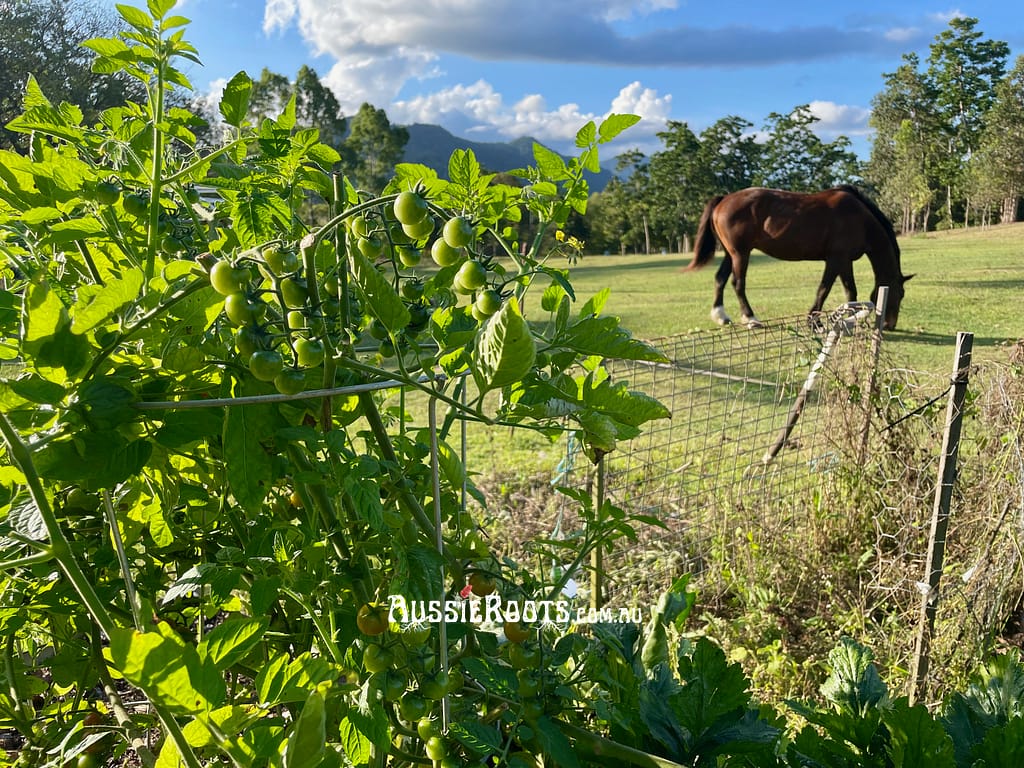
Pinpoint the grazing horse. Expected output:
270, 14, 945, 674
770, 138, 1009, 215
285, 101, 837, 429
685, 185, 911, 330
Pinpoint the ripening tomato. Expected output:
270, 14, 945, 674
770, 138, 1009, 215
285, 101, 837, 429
468, 572, 497, 597
357, 603, 388, 636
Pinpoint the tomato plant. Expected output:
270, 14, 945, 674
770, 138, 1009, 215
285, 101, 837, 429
0, 6, 725, 767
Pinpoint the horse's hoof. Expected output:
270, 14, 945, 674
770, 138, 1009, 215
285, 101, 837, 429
742, 315, 764, 329
710, 306, 731, 325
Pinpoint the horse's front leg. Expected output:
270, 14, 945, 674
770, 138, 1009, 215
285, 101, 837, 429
810, 261, 841, 315
838, 261, 857, 302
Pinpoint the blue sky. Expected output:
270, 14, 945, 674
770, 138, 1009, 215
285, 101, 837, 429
153, 1, 1023, 159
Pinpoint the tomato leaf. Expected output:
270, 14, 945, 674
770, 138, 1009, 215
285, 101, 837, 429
553, 315, 668, 363
449, 719, 504, 756
532, 716, 581, 768
219, 71, 252, 128
70, 272, 144, 334
349, 248, 410, 333
8, 493, 47, 541
284, 687, 326, 768
223, 402, 278, 513
533, 142, 568, 181
231, 192, 291, 247
598, 113, 642, 143
471, 296, 536, 394
108, 623, 226, 716
199, 617, 268, 671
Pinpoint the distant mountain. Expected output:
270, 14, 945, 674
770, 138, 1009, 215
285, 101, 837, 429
400, 123, 614, 192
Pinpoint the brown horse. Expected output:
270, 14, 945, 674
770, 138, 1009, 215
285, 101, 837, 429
685, 186, 911, 330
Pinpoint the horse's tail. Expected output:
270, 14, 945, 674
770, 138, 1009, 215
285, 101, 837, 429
685, 194, 725, 271
835, 184, 900, 259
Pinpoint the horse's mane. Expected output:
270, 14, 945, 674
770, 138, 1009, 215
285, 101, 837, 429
834, 184, 900, 257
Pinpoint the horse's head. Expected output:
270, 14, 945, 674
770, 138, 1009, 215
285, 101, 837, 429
874, 274, 913, 330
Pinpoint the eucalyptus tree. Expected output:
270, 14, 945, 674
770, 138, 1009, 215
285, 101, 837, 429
755, 105, 860, 192
971, 55, 1024, 224
867, 53, 942, 232
925, 16, 1009, 226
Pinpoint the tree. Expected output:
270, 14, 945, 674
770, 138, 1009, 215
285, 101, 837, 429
294, 65, 347, 148
341, 103, 409, 193
756, 105, 860, 192
248, 67, 292, 124
695, 116, 761, 195
972, 55, 1024, 223
648, 121, 704, 252
0, 0, 143, 149
867, 54, 942, 232
925, 16, 1009, 226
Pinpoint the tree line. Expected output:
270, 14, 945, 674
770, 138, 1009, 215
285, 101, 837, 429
3, 2, 1022, 255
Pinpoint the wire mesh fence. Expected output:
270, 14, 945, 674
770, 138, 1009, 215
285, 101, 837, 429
548, 304, 1024, 702
557, 303, 885, 605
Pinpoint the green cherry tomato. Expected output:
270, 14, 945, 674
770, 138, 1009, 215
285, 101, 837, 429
94, 180, 121, 205
234, 325, 260, 360
443, 215, 474, 248
419, 670, 449, 701
398, 691, 431, 722
393, 190, 429, 225
362, 643, 394, 673
287, 310, 306, 330
358, 235, 385, 259
122, 193, 148, 217
77, 754, 100, 768
401, 280, 425, 301
381, 669, 409, 702
402, 216, 435, 241
210, 261, 249, 296
417, 716, 442, 741
295, 338, 326, 368
280, 277, 309, 308
249, 350, 284, 382
273, 368, 305, 395
431, 238, 462, 268
397, 246, 422, 267
263, 245, 299, 276
456, 260, 487, 291
368, 319, 390, 341
425, 735, 448, 761
350, 214, 371, 238
223, 293, 255, 325
475, 289, 502, 316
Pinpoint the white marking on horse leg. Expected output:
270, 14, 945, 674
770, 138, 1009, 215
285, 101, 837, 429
741, 314, 764, 329
710, 306, 731, 325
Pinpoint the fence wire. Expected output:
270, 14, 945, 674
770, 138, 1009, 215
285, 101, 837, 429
552, 310, 1023, 702
559, 305, 883, 605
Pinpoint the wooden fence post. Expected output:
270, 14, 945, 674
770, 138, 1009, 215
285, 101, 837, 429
858, 286, 888, 465
908, 331, 974, 704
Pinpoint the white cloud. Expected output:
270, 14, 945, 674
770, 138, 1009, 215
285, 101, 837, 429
391, 80, 670, 153
807, 100, 871, 136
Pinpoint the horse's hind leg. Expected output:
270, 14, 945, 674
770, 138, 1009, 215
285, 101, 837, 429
710, 255, 733, 325
729, 251, 763, 328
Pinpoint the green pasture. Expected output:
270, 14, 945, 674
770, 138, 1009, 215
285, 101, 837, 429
441, 222, 1024, 478
560, 221, 1024, 375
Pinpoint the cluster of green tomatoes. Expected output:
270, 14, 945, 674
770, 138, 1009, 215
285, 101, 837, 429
205, 190, 507, 394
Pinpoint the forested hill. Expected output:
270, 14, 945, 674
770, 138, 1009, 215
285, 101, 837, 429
401, 123, 615, 191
